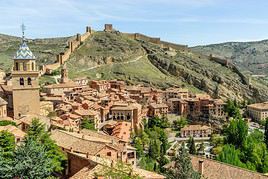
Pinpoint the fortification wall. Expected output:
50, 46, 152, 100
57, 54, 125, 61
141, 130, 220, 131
123, 32, 188, 51
160, 40, 188, 51
41, 26, 92, 75
209, 56, 250, 86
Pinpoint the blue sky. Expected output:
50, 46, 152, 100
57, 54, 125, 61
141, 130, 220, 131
1, 0, 268, 46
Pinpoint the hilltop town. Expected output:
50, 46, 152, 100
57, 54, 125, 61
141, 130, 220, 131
1, 24, 268, 179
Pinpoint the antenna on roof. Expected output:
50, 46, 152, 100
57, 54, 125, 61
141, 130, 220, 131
21, 23, 26, 42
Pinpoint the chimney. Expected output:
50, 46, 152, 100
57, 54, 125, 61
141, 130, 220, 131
198, 160, 204, 175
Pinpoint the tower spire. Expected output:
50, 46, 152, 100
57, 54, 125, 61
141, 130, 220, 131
21, 23, 26, 42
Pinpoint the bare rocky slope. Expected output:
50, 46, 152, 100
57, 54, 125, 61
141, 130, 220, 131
1, 32, 268, 102
192, 40, 268, 76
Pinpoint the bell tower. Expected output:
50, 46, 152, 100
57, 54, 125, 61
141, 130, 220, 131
12, 24, 40, 119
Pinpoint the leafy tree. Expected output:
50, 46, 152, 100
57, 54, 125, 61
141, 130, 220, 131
148, 117, 169, 129
13, 139, 53, 179
0, 131, 15, 159
224, 100, 242, 119
167, 143, 200, 179
101, 162, 142, 179
148, 139, 161, 160
140, 131, 150, 148
139, 156, 156, 171
264, 118, 268, 148
0, 120, 17, 126
187, 137, 197, 155
134, 137, 143, 157
0, 149, 13, 179
217, 144, 245, 168
197, 142, 205, 155
173, 117, 188, 131
241, 130, 268, 172
225, 118, 248, 148
27, 118, 67, 173
80, 118, 95, 130
159, 129, 168, 155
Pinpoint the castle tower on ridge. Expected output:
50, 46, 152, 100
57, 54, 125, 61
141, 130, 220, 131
12, 24, 40, 119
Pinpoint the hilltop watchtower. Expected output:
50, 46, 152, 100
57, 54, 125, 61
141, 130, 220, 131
12, 24, 40, 119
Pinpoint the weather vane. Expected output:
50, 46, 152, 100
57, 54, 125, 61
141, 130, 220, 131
21, 23, 26, 41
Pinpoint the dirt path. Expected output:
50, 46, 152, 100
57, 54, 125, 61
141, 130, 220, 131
80, 55, 144, 72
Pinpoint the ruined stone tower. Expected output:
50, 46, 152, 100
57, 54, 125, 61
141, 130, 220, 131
12, 25, 40, 119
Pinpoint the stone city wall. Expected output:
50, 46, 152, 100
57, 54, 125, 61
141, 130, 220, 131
41, 26, 92, 75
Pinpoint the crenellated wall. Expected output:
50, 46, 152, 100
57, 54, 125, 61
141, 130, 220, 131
123, 32, 188, 51
41, 26, 92, 75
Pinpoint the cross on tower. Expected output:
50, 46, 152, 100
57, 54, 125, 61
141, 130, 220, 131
21, 23, 26, 41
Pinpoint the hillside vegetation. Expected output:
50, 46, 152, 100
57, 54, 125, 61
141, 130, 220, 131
0, 34, 69, 72
66, 31, 268, 102
1, 32, 268, 102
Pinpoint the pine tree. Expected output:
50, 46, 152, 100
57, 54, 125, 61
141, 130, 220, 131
188, 137, 197, 155
167, 143, 200, 179
0, 131, 15, 159
27, 118, 67, 173
0, 150, 13, 179
13, 139, 53, 179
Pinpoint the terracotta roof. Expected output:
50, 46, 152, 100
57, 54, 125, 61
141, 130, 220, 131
74, 109, 98, 116
0, 125, 25, 138
181, 125, 211, 131
149, 103, 168, 109
50, 130, 107, 155
191, 156, 268, 179
44, 81, 79, 89
70, 164, 104, 179
111, 122, 131, 142
111, 106, 133, 111
248, 102, 268, 110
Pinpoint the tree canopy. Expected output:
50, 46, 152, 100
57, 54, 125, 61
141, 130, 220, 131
167, 143, 200, 179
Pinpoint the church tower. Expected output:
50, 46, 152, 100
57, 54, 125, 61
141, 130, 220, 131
12, 24, 40, 119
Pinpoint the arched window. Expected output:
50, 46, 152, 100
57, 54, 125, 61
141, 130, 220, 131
32, 62, 34, 71
27, 77, 32, 85
19, 78, 24, 85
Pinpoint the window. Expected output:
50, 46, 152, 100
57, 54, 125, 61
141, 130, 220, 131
23, 62, 26, 71
15, 62, 19, 71
19, 78, 24, 85
32, 62, 34, 71
107, 152, 111, 156
27, 77, 32, 85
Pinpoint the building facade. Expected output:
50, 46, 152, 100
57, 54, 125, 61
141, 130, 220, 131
12, 39, 40, 119
248, 102, 268, 121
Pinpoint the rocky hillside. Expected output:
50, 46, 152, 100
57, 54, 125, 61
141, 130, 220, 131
0, 34, 69, 72
192, 40, 268, 76
1, 32, 268, 102
66, 31, 268, 102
